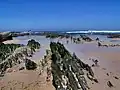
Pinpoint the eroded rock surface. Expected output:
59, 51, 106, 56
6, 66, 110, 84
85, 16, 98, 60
50, 42, 95, 90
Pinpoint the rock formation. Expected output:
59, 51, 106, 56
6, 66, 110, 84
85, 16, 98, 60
80, 35, 93, 42
50, 42, 95, 90
0, 39, 40, 75
27, 39, 40, 50
25, 59, 37, 70
0, 32, 13, 42
107, 81, 113, 88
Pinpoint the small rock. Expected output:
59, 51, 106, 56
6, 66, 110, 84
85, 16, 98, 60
89, 58, 91, 60
29, 55, 32, 57
102, 68, 106, 70
19, 67, 25, 71
92, 64, 95, 67
87, 73, 93, 81
93, 78, 99, 83
106, 73, 109, 76
0, 74, 4, 77
6, 68, 13, 73
113, 76, 119, 79
107, 81, 113, 88
13, 70, 16, 72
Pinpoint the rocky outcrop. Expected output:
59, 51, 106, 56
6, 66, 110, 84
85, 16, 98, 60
27, 39, 40, 50
80, 35, 93, 42
107, 34, 120, 38
0, 39, 40, 74
0, 43, 22, 63
107, 81, 113, 88
0, 46, 33, 74
98, 42, 120, 47
50, 42, 95, 90
45, 33, 70, 39
25, 59, 37, 70
0, 32, 13, 42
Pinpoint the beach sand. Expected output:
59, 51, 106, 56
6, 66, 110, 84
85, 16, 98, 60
1, 35, 120, 90
3, 39, 20, 44
65, 41, 120, 90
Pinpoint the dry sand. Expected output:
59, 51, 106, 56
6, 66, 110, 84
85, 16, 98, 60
0, 70, 55, 90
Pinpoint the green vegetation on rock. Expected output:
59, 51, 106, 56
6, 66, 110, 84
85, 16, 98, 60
0, 43, 22, 63
0, 39, 40, 75
50, 42, 94, 90
25, 59, 37, 70
27, 39, 40, 50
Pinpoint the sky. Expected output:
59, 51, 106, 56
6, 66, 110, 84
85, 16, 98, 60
0, 0, 120, 31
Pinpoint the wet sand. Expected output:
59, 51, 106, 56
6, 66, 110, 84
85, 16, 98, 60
1, 35, 120, 90
65, 41, 120, 90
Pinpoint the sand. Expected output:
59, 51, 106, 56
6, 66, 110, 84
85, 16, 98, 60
65, 41, 120, 90
3, 39, 20, 44
1, 35, 120, 90
0, 70, 55, 90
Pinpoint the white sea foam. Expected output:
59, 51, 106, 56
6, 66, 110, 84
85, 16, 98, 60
66, 30, 120, 34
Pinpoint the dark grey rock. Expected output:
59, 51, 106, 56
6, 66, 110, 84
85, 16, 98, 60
25, 59, 37, 70
107, 81, 113, 88
19, 67, 25, 71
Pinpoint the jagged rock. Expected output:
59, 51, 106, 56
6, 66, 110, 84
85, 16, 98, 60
107, 81, 113, 88
80, 35, 93, 42
87, 73, 98, 83
25, 59, 37, 70
85, 64, 94, 77
87, 73, 93, 81
27, 39, 40, 49
50, 42, 94, 90
0, 41, 40, 74
93, 78, 98, 83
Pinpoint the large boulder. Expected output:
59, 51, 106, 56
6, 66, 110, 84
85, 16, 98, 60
25, 59, 37, 70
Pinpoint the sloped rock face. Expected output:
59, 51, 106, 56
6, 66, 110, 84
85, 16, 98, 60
50, 42, 94, 90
